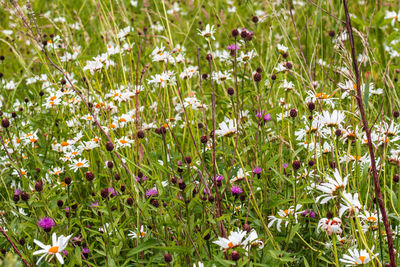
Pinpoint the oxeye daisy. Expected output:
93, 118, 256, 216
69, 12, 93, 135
215, 119, 237, 137
198, 24, 215, 40
317, 217, 342, 235
268, 204, 302, 232
317, 110, 345, 128
33, 233, 72, 265
315, 169, 348, 204
213, 229, 247, 251
128, 225, 147, 239
69, 158, 89, 172
340, 247, 378, 266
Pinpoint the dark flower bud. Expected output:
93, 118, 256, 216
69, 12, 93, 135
65, 176, 72, 185
289, 108, 297, 118
42, 40, 47, 46
329, 30, 335, 37
39, 91, 44, 97
329, 161, 336, 169
106, 141, 114, 151
0, 56, 4, 61
138, 171, 143, 178
101, 188, 109, 199
137, 130, 145, 139
57, 200, 64, 207
19, 238, 26, 246
232, 29, 239, 37
21, 192, 30, 201
394, 110, 399, 118
307, 102, 315, 112
285, 62, 293, 69
231, 251, 240, 261
85, 171, 94, 181
271, 74, 277, 80
35, 181, 43, 192
160, 126, 167, 135
13, 194, 19, 202
208, 195, 214, 202
36, 168, 41, 173
171, 177, 177, 184
204, 233, 211, 240
178, 179, 186, 190
107, 161, 113, 169
127, 197, 134, 206
335, 129, 342, 137
120, 184, 126, 192
326, 211, 334, 219
308, 160, 315, 167
253, 72, 261, 82
201, 73, 208, 80
72, 203, 78, 210
256, 67, 262, 73
282, 52, 288, 59
240, 30, 248, 39
1, 118, 10, 128
206, 53, 213, 61
252, 16, 259, 23
292, 160, 301, 170
24, 98, 29, 103
394, 174, 399, 183
201, 135, 208, 144
60, 79, 66, 85
227, 87, 234, 95
243, 223, 251, 232
164, 253, 172, 263
151, 199, 159, 207
184, 156, 192, 164
115, 173, 121, 180
198, 122, 203, 129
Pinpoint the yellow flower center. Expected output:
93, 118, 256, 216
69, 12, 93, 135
48, 246, 59, 253
359, 256, 366, 263
76, 162, 84, 167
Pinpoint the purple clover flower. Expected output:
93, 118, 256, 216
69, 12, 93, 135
38, 217, 55, 232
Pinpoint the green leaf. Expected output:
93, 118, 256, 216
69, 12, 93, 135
126, 239, 159, 257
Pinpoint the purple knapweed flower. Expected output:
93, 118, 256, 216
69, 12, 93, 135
216, 175, 224, 182
253, 167, 262, 174
91, 202, 99, 208
227, 44, 240, 51
231, 186, 243, 195
108, 187, 117, 197
145, 188, 158, 198
283, 163, 289, 169
38, 217, 55, 232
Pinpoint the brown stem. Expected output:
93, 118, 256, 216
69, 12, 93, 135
0, 226, 31, 266
343, 1, 396, 266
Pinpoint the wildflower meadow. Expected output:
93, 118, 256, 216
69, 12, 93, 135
1, 0, 400, 266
